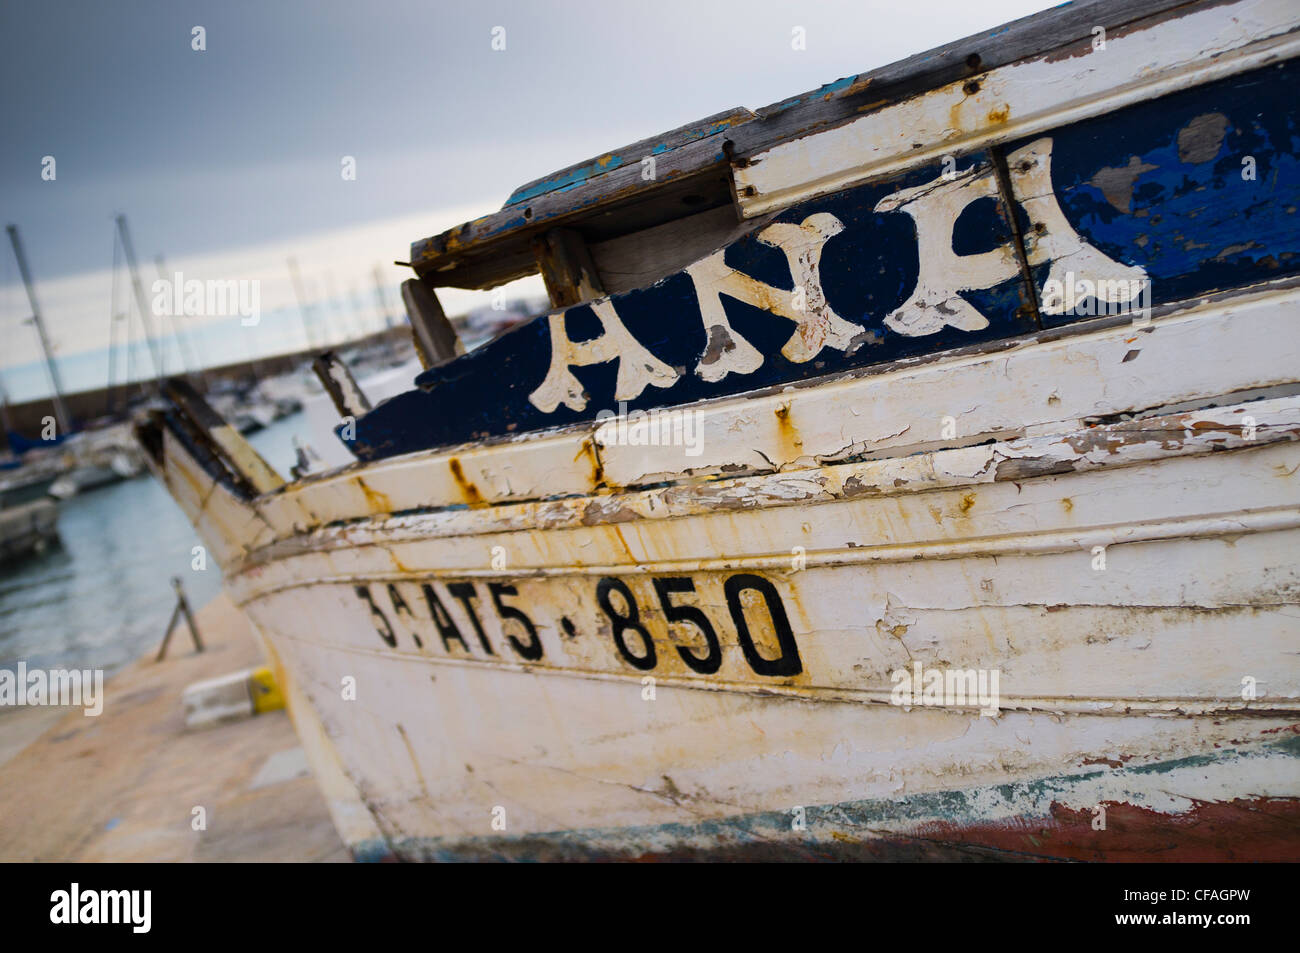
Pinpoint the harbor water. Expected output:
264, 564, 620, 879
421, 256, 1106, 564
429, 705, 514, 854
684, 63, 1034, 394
0, 412, 307, 680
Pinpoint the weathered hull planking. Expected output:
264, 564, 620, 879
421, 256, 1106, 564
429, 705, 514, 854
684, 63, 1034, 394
140, 0, 1300, 861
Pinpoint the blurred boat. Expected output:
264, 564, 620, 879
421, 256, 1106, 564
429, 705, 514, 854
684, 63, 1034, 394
0, 463, 59, 508
41, 424, 147, 499
48, 450, 144, 499
209, 376, 309, 436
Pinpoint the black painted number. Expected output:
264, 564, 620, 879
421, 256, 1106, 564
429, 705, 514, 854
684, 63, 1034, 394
597, 577, 656, 670
725, 573, 802, 677
653, 577, 722, 674
488, 582, 543, 661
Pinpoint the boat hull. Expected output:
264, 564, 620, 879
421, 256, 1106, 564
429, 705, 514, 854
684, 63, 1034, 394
237, 442, 1300, 861
340, 739, 1300, 863
148, 289, 1298, 861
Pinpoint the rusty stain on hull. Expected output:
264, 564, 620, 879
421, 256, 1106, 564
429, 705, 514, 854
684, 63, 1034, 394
447, 457, 486, 507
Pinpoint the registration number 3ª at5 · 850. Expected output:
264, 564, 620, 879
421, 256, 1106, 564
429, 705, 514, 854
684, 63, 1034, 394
353, 572, 804, 679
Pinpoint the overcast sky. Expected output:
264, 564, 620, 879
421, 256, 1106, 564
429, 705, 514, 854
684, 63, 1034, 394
0, 0, 1055, 395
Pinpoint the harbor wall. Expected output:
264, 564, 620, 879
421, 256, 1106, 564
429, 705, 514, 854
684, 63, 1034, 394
3, 327, 412, 438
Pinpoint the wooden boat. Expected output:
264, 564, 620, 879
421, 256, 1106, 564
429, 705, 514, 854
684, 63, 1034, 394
138, 0, 1300, 861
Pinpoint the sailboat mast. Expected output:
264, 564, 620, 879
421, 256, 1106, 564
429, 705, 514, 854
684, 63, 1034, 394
287, 256, 318, 350
371, 263, 394, 333
6, 224, 72, 435
154, 254, 198, 375
114, 214, 165, 387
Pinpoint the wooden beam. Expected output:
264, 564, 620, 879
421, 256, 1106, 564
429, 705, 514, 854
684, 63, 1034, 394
401, 279, 461, 369
311, 351, 372, 418
532, 227, 605, 309
161, 378, 285, 496
590, 205, 758, 296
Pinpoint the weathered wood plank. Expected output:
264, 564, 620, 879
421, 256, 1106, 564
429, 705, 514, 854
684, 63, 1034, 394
161, 378, 284, 496
408, 0, 1219, 291
240, 395, 1300, 589
400, 279, 462, 369
590, 205, 758, 297
311, 351, 372, 418
503, 108, 754, 209
254, 285, 1300, 535
532, 228, 605, 308
735, 0, 1300, 216
412, 137, 736, 290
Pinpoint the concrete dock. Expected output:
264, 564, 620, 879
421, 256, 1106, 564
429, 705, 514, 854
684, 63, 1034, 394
0, 593, 349, 862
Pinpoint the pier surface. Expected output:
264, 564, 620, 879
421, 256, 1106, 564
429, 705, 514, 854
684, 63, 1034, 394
0, 593, 348, 862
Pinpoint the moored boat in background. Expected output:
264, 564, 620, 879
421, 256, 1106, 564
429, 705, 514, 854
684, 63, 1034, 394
0, 464, 58, 509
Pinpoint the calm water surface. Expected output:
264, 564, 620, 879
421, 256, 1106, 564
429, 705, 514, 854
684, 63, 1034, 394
0, 412, 308, 677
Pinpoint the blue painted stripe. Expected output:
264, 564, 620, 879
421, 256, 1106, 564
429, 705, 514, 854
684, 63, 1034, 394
349, 61, 1300, 461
